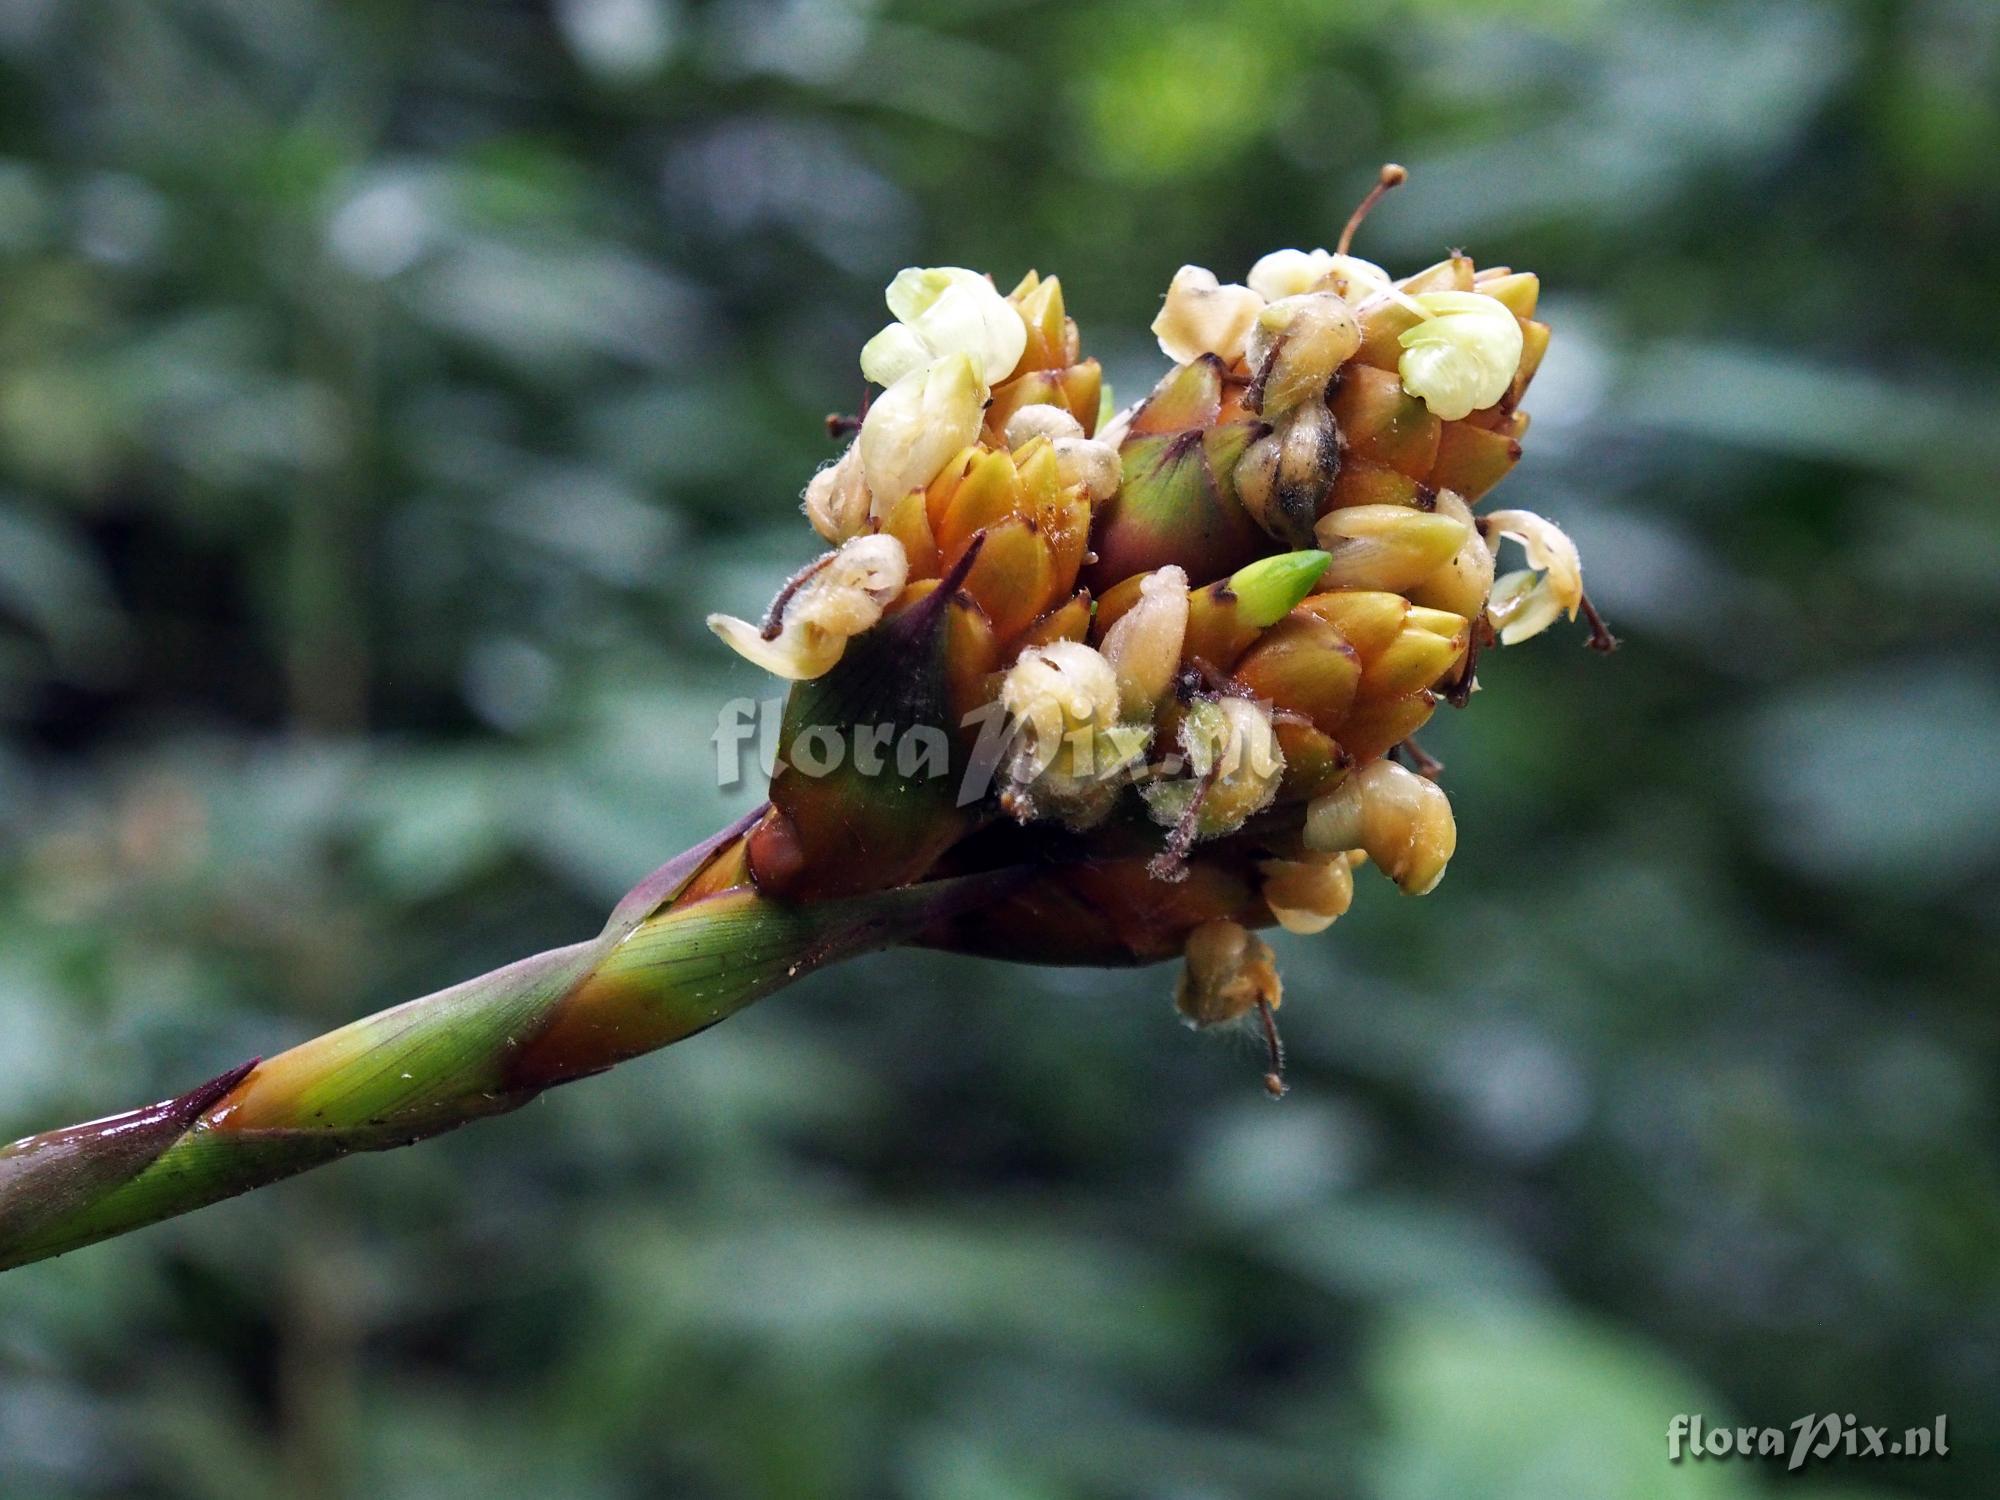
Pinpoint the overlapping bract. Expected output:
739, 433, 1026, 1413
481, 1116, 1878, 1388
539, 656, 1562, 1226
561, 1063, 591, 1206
709, 217, 1593, 1065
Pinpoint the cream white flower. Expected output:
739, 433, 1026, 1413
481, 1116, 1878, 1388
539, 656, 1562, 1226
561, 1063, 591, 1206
1001, 405, 1120, 502
1052, 436, 1120, 501
859, 266, 1027, 388
1143, 696, 1285, 841
1304, 760, 1456, 895
1002, 641, 1121, 757
802, 443, 872, 543
1099, 565, 1188, 720
1175, 919, 1281, 1029
1481, 509, 1583, 645
1246, 292, 1360, 415
857, 351, 985, 502
707, 534, 908, 680
1002, 404, 1083, 448
1259, 850, 1360, 935
1152, 265, 1264, 365
999, 641, 1148, 829
1247, 247, 1393, 304
1396, 290, 1524, 420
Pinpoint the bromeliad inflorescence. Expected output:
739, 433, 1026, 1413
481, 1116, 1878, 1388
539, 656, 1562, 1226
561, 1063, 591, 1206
0, 166, 1614, 1269
708, 165, 1612, 1096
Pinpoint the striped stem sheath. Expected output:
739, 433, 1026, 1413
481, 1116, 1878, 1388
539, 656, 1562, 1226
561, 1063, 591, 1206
0, 809, 1022, 1272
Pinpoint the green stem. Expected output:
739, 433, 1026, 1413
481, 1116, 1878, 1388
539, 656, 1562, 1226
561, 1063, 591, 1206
0, 812, 1023, 1272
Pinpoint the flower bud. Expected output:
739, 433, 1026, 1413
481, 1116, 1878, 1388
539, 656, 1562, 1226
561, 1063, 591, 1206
1234, 401, 1338, 548
1145, 696, 1285, 842
708, 534, 909, 680
1322, 253, 1394, 303
1052, 436, 1121, 502
1000, 641, 1146, 828
802, 443, 872, 543
1481, 509, 1583, 645
1099, 565, 1188, 721
1246, 293, 1360, 416
1397, 290, 1524, 421
1226, 549, 1333, 626
863, 266, 1027, 387
1304, 759, 1456, 895
1247, 247, 1333, 302
1259, 850, 1358, 935
1314, 504, 1471, 593
1152, 265, 1264, 365
1175, 919, 1281, 1028
1004, 405, 1084, 448
1247, 248, 1391, 304
859, 352, 986, 502
1000, 406, 1120, 503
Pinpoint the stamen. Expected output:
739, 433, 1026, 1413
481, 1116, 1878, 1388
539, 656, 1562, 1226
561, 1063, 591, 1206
1147, 764, 1216, 883
758, 551, 840, 639
1580, 590, 1621, 654
1337, 163, 1408, 256
1445, 619, 1489, 708
824, 380, 873, 440
1258, 999, 1287, 1098
1393, 736, 1444, 779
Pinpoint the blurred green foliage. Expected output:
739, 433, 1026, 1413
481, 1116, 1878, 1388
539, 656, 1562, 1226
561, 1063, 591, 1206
2, 0, 1998, 1496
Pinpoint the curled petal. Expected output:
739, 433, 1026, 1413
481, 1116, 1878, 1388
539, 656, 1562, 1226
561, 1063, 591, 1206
859, 353, 986, 501
706, 534, 908, 681
1324, 254, 1394, 302
1483, 510, 1582, 616
874, 266, 1027, 386
885, 265, 979, 323
1259, 850, 1357, 935
1487, 569, 1566, 646
1248, 248, 1334, 302
1152, 265, 1264, 365
1004, 404, 1085, 448
1247, 248, 1392, 305
1397, 290, 1524, 420
857, 322, 932, 388
802, 443, 872, 543
1304, 759, 1456, 894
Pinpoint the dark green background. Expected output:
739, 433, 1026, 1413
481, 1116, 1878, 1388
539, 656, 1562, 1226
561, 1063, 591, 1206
2, 1, 1996, 1496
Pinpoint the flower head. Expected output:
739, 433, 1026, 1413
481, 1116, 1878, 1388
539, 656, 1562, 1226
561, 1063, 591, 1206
858, 351, 987, 502
1152, 265, 1264, 365
707, 533, 908, 680
1482, 509, 1584, 644
1397, 290, 1525, 421
715, 168, 1608, 1093
1247, 247, 1393, 303
860, 266, 1027, 388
